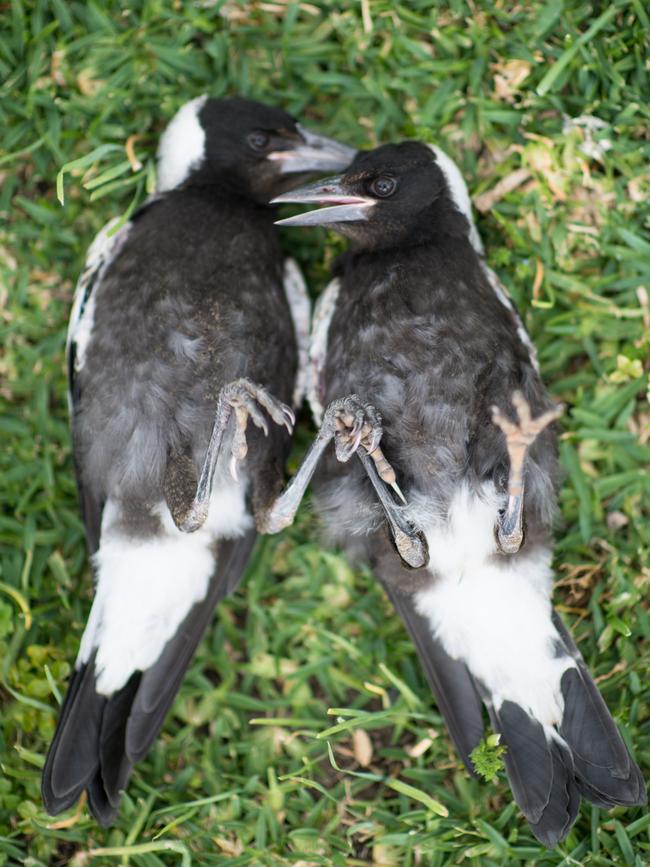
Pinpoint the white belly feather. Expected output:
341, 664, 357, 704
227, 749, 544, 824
414, 483, 574, 725
77, 481, 252, 695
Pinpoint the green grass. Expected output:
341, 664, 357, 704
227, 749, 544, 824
2, 1, 649, 864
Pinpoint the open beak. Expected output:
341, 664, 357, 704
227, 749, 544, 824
268, 125, 356, 175
271, 176, 375, 227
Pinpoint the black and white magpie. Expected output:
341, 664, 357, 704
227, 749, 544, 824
42, 95, 355, 824
272, 142, 646, 846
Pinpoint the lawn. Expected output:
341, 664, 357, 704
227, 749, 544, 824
1, 1, 649, 864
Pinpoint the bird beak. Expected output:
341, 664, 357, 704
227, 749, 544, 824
271, 176, 375, 227
268, 125, 356, 175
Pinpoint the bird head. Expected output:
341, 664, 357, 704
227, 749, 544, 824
156, 95, 356, 202
272, 141, 471, 249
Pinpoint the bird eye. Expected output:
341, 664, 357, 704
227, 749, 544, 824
369, 176, 397, 198
247, 131, 270, 152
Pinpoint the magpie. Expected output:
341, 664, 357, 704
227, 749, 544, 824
271, 142, 646, 846
42, 95, 356, 825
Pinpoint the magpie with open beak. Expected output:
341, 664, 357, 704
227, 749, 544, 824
42, 96, 355, 825
273, 143, 646, 846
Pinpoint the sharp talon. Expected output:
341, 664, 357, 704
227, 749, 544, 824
391, 481, 407, 504
230, 454, 239, 481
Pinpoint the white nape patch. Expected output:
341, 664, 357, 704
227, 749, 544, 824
429, 144, 484, 255
77, 480, 252, 695
307, 277, 341, 425
414, 482, 574, 726
156, 95, 208, 193
283, 258, 311, 408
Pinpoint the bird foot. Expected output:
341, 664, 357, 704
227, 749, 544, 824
491, 391, 563, 471
225, 379, 295, 480
323, 395, 400, 494
176, 379, 293, 533
491, 391, 564, 555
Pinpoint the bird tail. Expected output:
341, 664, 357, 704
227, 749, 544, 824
381, 578, 646, 848
486, 627, 646, 848
42, 530, 256, 825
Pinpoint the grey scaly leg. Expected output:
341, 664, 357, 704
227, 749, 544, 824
178, 379, 294, 533
258, 395, 429, 569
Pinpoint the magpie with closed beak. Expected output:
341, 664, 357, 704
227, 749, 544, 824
42, 95, 356, 825
272, 142, 646, 846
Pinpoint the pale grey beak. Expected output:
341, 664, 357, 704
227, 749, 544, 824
271, 176, 375, 227
268, 126, 356, 175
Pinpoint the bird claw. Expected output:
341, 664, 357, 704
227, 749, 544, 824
491, 390, 564, 458
323, 395, 385, 464
491, 390, 564, 555
223, 379, 294, 480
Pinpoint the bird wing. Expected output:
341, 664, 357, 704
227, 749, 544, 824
66, 197, 163, 552
282, 258, 311, 408
369, 533, 485, 770
307, 276, 341, 425
66, 215, 133, 553
42, 526, 257, 825
428, 143, 540, 374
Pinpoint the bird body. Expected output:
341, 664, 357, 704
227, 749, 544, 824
274, 142, 646, 845
43, 95, 354, 823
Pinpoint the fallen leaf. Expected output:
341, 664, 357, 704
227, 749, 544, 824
406, 736, 434, 758
352, 728, 373, 766
493, 58, 531, 102
473, 168, 532, 212
77, 69, 102, 96
125, 134, 143, 171
606, 511, 629, 530
214, 836, 243, 856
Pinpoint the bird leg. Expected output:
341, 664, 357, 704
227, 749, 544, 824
177, 379, 294, 533
258, 395, 429, 570
491, 391, 563, 554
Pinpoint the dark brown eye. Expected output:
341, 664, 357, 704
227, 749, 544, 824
369, 176, 397, 198
247, 131, 270, 152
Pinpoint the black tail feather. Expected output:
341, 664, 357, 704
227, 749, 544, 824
559, 667, 631, 776
42, 529, 257, 824
488, 700, 581, 848
87, 769, 118, 827
99, 672, 143, 808
42, 659, 106, 815
489, 700, 555, 825
528, 737, 580, 849
371, 571, 646, 848
554, 613, 646, 809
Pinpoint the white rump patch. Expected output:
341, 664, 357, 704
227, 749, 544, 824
156, 95, 208, 192
283, 258, 311, 408
414, 482, 574, 726
77, 480, 252, 694
307, 277, 341, 425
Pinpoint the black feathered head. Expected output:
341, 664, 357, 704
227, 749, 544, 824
156, 96, 355, 202
273, 141, 472, 248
